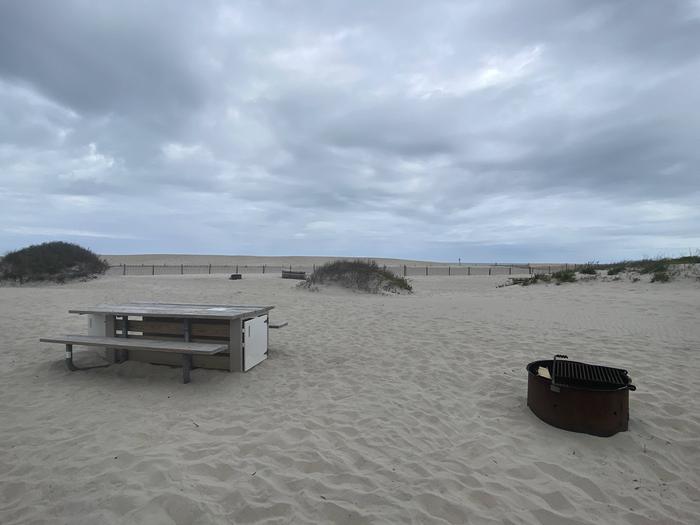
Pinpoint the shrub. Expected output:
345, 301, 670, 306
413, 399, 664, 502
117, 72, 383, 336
636, 259, 668, 274
518, 273, 551, 286
302, 259, 412, 294
674, 255, 700, 264
577, 261, 598, 275
651, 271, 670, 283
552, 269, 576, 283
607, 265, 625, 276
1, 241, 108, 283
601, 254, 700, 277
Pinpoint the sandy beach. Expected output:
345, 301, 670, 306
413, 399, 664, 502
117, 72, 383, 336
1, 261, 699, 524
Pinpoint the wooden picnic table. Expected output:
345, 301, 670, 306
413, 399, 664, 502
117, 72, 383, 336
42, 302, 275, 383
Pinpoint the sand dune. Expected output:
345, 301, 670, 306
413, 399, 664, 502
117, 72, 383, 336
1, 267, 699, 524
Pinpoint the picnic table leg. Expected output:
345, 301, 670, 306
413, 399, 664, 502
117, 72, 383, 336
115, 315, 129, 363
183, 319, 192, 383
106, 315, 117, 363
64, 343, 109, 371
65, 344, 78, 371
182, 354, 192, 384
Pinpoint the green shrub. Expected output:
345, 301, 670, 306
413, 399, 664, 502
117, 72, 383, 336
578, 261, 598, 275
607, 265, 625, 276
601, 254, 699, 277
1, 241, 108, 283
636, 259, 668, 274
672, 255, 700, 265
518, 273, 551, 286
552, 269, 576, 283
651, 271, 670, 283
302, 259, 412, 293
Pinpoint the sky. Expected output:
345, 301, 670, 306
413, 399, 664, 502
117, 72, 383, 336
1, 1, 699, 263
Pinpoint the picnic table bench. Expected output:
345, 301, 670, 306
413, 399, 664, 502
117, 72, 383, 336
40, 302, 285, 383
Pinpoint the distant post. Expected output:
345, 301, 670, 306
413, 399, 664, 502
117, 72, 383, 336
152, 265, 155, 275
263, 265, 266, 274
489, 267, 492, 276
448, 266, 451, 276
181, 264, 184, 275
425, 266, 428, 276
468, 267, 470, 276
208, 264, 211, 274
122, 264, 126, 276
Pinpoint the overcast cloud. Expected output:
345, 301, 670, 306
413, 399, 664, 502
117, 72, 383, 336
1, 0, 699, 262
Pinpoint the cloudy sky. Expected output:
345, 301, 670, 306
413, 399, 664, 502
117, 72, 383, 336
1, 1, 699, 262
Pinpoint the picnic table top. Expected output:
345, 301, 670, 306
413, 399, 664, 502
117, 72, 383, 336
68, 302, 274, 320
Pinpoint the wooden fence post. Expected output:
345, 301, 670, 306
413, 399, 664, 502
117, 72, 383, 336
263, 265, 266, 274
122, 264, 126, 276
448, 266, 451, 276
180, 264, 183, 275
509, 267, 512, 275
489, 267, 492, 276
425, 266, 428, 276
236, 264, 239, 273
208, 264, 211, 274
548, 265, 552, 273
468, 267, 471, 276
152, 265, 155, 275
404, 265, 407, 277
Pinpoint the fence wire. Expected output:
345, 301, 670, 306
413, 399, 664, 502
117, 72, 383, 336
106, 263, 573, 277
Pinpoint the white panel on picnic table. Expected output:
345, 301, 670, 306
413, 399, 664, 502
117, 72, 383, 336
87, 314, 106, 336
243, 315, 268, 372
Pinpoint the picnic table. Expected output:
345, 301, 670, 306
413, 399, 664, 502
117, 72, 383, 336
41, 302, 276, 383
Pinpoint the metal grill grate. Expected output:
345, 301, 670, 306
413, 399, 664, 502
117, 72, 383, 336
552, 357, 630, 389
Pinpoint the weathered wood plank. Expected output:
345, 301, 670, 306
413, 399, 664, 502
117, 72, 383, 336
69, 302, 274, 320
40, 335, 227, 355
126, 350, 231, 370
116, 318, 230, 338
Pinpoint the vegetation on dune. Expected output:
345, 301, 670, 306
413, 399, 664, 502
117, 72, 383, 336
508, 253, 698, 288
1, 241, 108, 283
578, 262, 597, 275
301, 259, 412, 294
595, 254, 700, 283
651, 271, 670, 283
606, 265, 626, 276
552, 269, 577, 283
516, 273, 551, 286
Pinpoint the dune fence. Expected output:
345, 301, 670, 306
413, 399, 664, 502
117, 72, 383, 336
106, 263, 574, 277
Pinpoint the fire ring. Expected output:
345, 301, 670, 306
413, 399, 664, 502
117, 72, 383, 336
526, 355, 636, 437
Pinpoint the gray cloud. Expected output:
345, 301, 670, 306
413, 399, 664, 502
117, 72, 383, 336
1, 0, 699, 261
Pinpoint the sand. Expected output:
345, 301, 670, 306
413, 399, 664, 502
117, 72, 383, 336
1, 264, 699, 524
